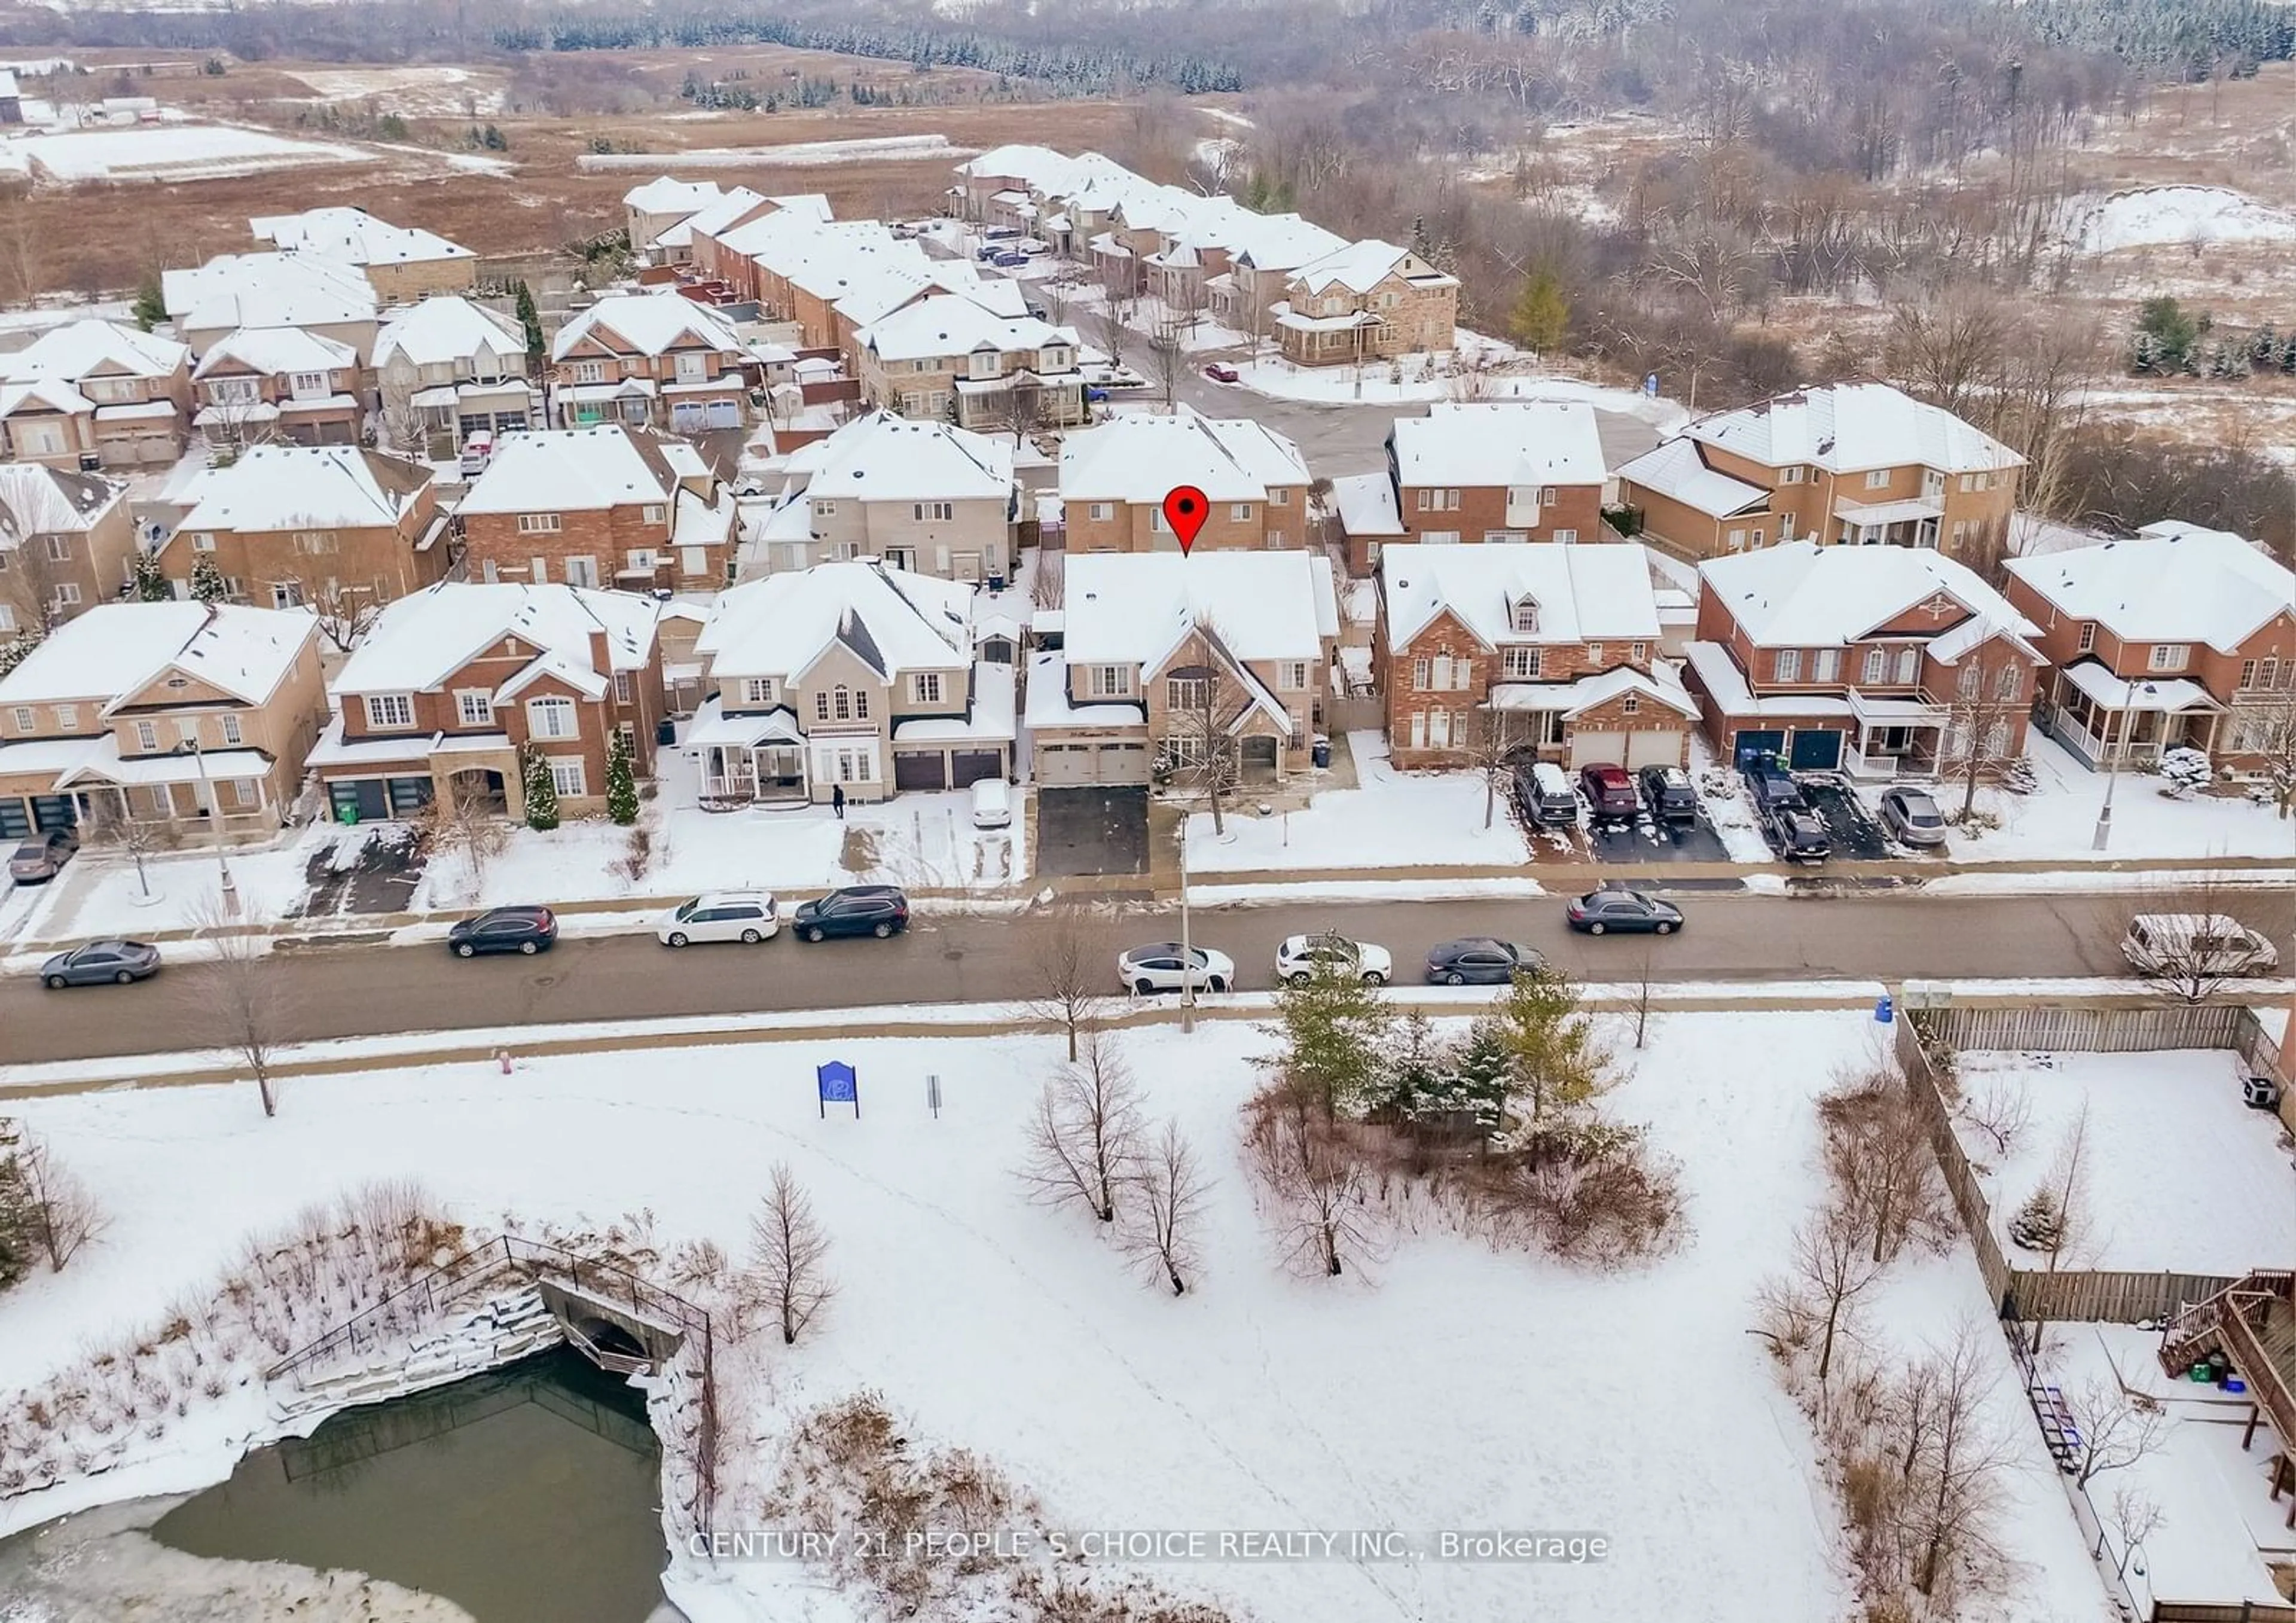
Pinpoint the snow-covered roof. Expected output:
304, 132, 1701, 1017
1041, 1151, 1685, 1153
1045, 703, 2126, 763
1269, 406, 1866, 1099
1060, 406, 1309, 503
332, 581, 664, 700
2, 318, 186, 383
1331, 471, 1404, 537
552, 292, 744, 361
1064, 551, 1338, 670
789, 410, 1013, 505
178, 444, 432, 533
0, 377, 93, 418
623, 176, 723, 215
0, 601, 315, 707
1289, 239, 1457, 296
162, 252, 376, 333
1700, 540, 2039, 649
2004, 523, 2295, 654
457, 426, 697, 517
856, 295, 1073, 365
374, 295, 527, 369
0, 463, 123, 538
192, 325, 356, 380
696, 559, 977, 681
676, 186, 829, 243
1380, 542, 1660, 652
1489, 665, 1699, 721
1614, 437, 1770, 518
1684, 382, 2023, 476
1226, 212, 1348, 273
248, 206, 474, 269
1391, 401, 1607, 490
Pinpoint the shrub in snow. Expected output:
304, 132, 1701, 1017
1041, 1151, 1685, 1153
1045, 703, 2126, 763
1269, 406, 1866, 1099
521, 743, 560, 831
605, 728, 639, 826
2008, 1186, 2065, 1252
188, 557, 228, 603
2156, 746, 2212, 796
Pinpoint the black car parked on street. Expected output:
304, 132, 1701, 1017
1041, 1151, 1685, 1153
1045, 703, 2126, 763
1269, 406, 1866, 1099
447, 906, 559, 957
1566, 889, 1686, 935
793, 885, 910, 942
1424, 937, 1543, 986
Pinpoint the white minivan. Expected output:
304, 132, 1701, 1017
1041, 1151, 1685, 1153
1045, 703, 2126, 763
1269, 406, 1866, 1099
970, 776, 1013, 830
2121, 913, 2279, 979
657, 890, 779, 947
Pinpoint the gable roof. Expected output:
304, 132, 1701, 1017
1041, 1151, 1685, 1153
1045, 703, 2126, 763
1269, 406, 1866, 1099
0, 377, 94, 419
2003, 523, 2295, 652
2, 318, 187, 383
248, 206, 474, 269
0, 463, 124, 539
1391, 401, 1607, 490
623, 176, 723, 215
332, 581, 664, 700
0, 601, 315, 707
789, 410, 1014, 505
179, 444, 432, 533
1059, 406, 1310, 504
457, 425, 694, 516
1614, 437, 1770, 519
857, 295, 1074, 365
1700, 540, 2039, 649
1684, 382, 2022, 476
374, 295, 527, 369
551, 292, 744, 361
1289, 239, 1458, 295
1380, 542, 1660, 652
696, 559, 976, 681
161, 252, 377, 333
192, 325, 358, 380
1063, 551, 1338, 672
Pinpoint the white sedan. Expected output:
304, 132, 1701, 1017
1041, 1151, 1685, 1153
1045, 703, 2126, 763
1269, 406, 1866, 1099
1116, 942, 1235, 996
1275, 932, 1393, 986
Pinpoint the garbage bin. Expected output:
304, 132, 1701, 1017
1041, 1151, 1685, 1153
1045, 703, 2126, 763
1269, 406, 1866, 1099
1311, 734, 1331, 770
657, 716, 677, 748
337, 802, 359, 826
987, 574, 1007, 593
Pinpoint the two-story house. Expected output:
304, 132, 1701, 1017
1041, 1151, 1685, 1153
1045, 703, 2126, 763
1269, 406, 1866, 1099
310, 581, 670, 822
0, 464, 134, 634
161, 444, 447, 610
1382, 401, 1607, 560
2004, 522, 2296, 773
162, 252, 380, 363
549, 292, 752, 431
456, 425, 736, 594
0, 600, 323, 840
679, 188, 831, 281
624, 177, 728, 257
1028, 551, 1336, 786
1683, 541, 2044, 777
248, 206, 478, 303
1377, 542, 1694, 770
747, 411, 1016, 582
691, 559, 1008, 804
854, 297, 1085, 432
1270, 240, 1460, 367
0, 319, 191, 469
191, 327, 364, 450
1206, 217, 1349, 349
374, 295, 541, 456
1616, 383, 2024, 564
1059, 408, 1312, 554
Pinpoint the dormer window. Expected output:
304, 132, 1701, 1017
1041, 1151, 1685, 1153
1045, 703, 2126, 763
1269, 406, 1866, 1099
1510, 597, 1540, 635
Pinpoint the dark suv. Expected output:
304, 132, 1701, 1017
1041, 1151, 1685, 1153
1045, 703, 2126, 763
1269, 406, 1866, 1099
1742, 758, 1806, 816
1638, 764, 1698, 821
793, 885, 909, 942
1577, 763, 1639, 820
447, 905, 558, 957
1767, 804, 1831, 862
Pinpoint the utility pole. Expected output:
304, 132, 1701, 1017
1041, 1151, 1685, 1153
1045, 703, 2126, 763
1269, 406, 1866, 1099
2091, 684, 2152, 852
1178, 816, 1195, 1034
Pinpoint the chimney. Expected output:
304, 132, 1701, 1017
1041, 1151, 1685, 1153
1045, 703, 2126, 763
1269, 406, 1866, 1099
589, 629, 612, 689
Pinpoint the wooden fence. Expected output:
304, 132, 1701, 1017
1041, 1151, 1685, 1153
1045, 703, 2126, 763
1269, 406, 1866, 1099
1912, 1001, 2251, 1055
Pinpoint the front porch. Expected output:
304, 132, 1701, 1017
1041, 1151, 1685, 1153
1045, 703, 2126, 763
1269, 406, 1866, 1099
59, 740, 284, 834
1831, 495, 1942, 549
1272, 306, 1390, 368
688, 698, 809, 807
2034, 660, 2221, 770
1841, 687, 1949, 779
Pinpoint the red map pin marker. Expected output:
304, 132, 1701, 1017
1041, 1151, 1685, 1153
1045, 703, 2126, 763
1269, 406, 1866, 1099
1162, 485, 1208, 554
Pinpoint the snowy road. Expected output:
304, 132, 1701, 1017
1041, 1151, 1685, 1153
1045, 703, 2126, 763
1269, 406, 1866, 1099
0, 889, 2206, 1066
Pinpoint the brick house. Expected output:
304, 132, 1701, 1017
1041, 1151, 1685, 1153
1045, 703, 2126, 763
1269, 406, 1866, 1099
691, 559, 1009, 804
191, 326, 364, 450
456, 425, 736, 594
624, 177, 728, 257
248, 206, 477, 303
1616, 383, 2023, 565
746, 410, 1016, 582
0, 464, 135, 633
1059, 408, 1312, 554
2004, 522, 2296, 774
549, 292, 753, 431
0, 601, 325, 840
1386, 401, 1607, 556
854, 296, 1086, 432
374, 295, 542, 456
681, 188, 831, 280
1377, 542, 1694, 771
161, 444, 447, 611
1027, 551, 1336, 787
0, 319, 191, 470
1271, 240, 1460, 367
311, 582, 669, 822
1682, 541, 2044, 777
163, 253, 379, 363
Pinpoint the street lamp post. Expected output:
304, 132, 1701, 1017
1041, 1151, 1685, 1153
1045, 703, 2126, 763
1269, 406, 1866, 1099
2090, 682, 2155, 852
1178, 813, 1195, 1035
175, 737, 240, 917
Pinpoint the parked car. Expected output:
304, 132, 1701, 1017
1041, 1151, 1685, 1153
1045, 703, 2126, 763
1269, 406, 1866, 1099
1118, 942, 1234, 995
991, 252, 1028, 269
1638, 764, 1699, 822
975, 243, 1006, 262
1566, 889, 1684, 936
1578, 762, 1639, 820
41, 938, 160, 989
984, 226, 1022, 241
448, 905, 558, 957
657, 890, 778, 948
1425, 937, 1542, 986
1016, 237, 1052, 255
9, 825, 80, 884
2122, 914, 2279, 979
793, 885, 909, 942
1742, 758, 1805, 815
970, 777, 1012, 830
1877, 786, 1949, 849
1085, 388, 1110, 404
1202, 363, 1240, 383
1767, 804, 1831, 862
1275, 932, 1393, 986
459, 430, 494, 477
1515, 761, 1580, 828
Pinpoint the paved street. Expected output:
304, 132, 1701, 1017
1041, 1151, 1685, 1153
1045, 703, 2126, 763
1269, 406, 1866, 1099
0, 891, 2164, 1066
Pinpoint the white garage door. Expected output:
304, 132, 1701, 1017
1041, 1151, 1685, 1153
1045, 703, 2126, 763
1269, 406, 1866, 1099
1568, 731, 1627, 770
1626, 730, 1683, 768
1094, 742, 1150, 785
669, 401, 707, 431
704, 399, 741, 428
1035, 742, 1098, 786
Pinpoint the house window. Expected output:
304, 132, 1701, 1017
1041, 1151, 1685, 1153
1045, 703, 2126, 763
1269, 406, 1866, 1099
1270, 488, 1290, 507
1230, 503, 1251, 523
220, 713, 242, 746
573, 360, 608, 385
1861, 648, 1886, 685
517, 514, 561, 533
1088, 502, 1113, 521
1622, 694, 1640, 716
1726, 528, 1747, 551
675, 353, 707, 382
209, 376, 258, 405
1150, 508, 1168, 533
1551, 529, 1577, 545
642, 504, 665, 524
613, 671, 633, 704
289, 370, 329, 399
1812, 648, 1839, 683
230, 778, 258, 809
1168, 676, 1210, 712
191, 532, 216, 552
1863, 469, 1891, 490
1775, 649, 1803, 682
527, 697, 576, 739
1960, 472, 1993, 493
549, 758, 587, 797
1958, 661, 1982, 698
2077, 623, 2096, 654
365, 693, 414, 730
1501, 646, 1541, 679
625, 549, 658, 573
456, 690, 494, 727
271, 582, 303, 610
1631, 642, 1650, 664
51, 584, 80, 608
913, 502, 954, 522
0, 607, 13, 635
292, 532, 338, 555
2262, 658, 2282, 691
1088, 665, 1128, 698
814, 500, 838, 517
741, 677, 777, 706
913, 672, 944, 704
1512, 599, 1540, 634
1412, 655, 1431, 690
2148, 644, 2190, 672
1278, 661, 1308, 691
814, 691, 831, 723
9, 706, 30, 732
2240, 660, 2258, 689
1996, 663, 2022, 700
1781, 466, 1805, 485
1417, 488, 1460, 512
136, 720, 158, 752
564, 557, 600, 588
42, 535, 69, 562
53, 704, 77, 729
1894, 647, 1919, 684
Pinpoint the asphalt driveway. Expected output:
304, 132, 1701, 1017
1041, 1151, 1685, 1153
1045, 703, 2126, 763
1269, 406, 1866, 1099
1581, 807, 1735, 864
1035, 786, 1150, 877
1801, 779, 1895, 862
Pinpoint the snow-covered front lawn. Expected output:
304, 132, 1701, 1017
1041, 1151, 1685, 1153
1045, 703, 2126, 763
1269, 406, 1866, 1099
0, 1007, 2117, 1621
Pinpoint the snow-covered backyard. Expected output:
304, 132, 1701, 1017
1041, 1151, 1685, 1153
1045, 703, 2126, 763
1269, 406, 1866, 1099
0, 1006, 2116, 1621
1950, 1047, 2296, 1274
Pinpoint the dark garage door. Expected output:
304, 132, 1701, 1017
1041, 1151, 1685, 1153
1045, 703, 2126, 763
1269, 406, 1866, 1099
329, 779, 389, 822
894, 752, 948, 791
950, 749, 1003, 788
1732, 729, 1785, 768
32, 794, 78, 832
1790, 730, 1843, 771
0, 797, 28, 840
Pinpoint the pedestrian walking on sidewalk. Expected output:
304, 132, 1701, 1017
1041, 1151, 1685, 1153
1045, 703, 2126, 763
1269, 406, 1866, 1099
832, 783, 845, 819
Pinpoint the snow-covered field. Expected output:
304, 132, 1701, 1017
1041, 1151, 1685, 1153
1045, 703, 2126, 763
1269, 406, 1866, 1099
0, 1008, 2081, 1621
0, 123, 373, 184
2068, 184, 2296, 254
576, 135, 973, 171
291, 65, 507, 118
1950, 1047, 2295, 1274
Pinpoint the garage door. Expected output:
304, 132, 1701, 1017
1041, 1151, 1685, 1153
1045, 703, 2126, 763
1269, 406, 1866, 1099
1790, 730, 1843, 771
894, 752, 948, 791
704, 399, 741, 428
950, 749, 1003, 788
0, 798, 28, 840
132, 428, 176, 463
1094, 742, 1150, 785
30, 795, 78, 832
1625, 730, 1682, 768
669, 401, 707, 432
329, 779, 389, 822
1732, 729, 1785, 768
1034, 743, 1096, 786
1568, 731, 1627, 770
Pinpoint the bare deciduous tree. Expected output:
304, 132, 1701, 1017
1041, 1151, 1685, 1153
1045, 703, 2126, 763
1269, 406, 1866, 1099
1022, 901, 1117, 1061
185, 896, 281, 1118
2108, 1487, 2166, 1582
1462, 706, 1527, 831
1022, 1031, 1144, 1223
1121, 1119, 1210, 1295
1778, 1200, 1886, 1384
418, 774, 510, 901
1166, 627, 1245, 835
1821, 1061, 1953, 1265
2068, 1377, 2167, 1493
17, 1127, 105, 1271
747, 1163, 835, 1346
310, 580, 383, 655
1244, 1084, 1388, 1279
1938, 639, 2035, 820
1147, 331, 1185, 413
2114, 876, 2273, 1004
1903, 1323, 2015, 1600
1960, 1077, 2032, 1159
1094, 296, 1131, 372
999, 373, 1044, 448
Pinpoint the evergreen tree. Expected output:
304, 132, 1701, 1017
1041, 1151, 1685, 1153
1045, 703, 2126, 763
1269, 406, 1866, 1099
0, 1139, 35, 1293
2251, 325, 2279, 368
605, 728, 639, 826
1373, 1009, 1444, 1118
0, 630, 38, 679
129, 550, 171, 602
2129, 329, 2161, 376
1262, 936, 1394, 1118
521, 745, 560, 831
2135, 294, 2202, 371
482, 123, 509, 151
131, 273, 165, 333
1489, 966, 1612, 1127
1436, 1017, 1513, 1130
514, 280, 545, 361
188, 557, 228, 603
1508, 266, 1570, 355
2281, 332, 2296, 375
